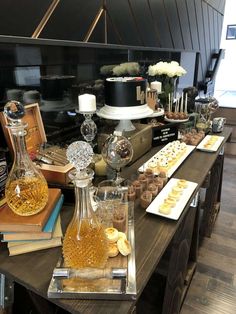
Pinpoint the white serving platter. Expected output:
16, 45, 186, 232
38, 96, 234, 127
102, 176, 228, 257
146, 178, 198, 220
138, 144, 195, 178
196, 135, 225, 152
164, 116, 189, 123
147, 108, 164, 117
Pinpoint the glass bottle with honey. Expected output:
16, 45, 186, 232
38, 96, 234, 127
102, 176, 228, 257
62, 141, 108, 269
4, 101, 48, 216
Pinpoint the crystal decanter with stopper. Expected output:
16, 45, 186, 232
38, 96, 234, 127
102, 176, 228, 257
62, 141, 109, 269
4, 101, 48, 216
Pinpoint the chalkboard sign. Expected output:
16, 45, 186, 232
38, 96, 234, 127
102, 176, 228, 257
152, 123, 178, 146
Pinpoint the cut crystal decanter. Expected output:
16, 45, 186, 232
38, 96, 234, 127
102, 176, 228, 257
62, 141, 109, 269
4, 101, 48, 216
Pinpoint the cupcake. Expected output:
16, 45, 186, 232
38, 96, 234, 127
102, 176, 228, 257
153, 177, 164, 192
138, 174, 148, 191
147, 160, 159, 172
140, 191, 153, 209
128, 185, 136, 201
159, 171, 168, 185
144, 168, 154, 184
147, 183, 158, 198
132, 180, 142, 197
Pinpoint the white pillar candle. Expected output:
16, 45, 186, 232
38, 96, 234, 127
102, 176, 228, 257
150, 81, 162, 93
78, 93, 96, 112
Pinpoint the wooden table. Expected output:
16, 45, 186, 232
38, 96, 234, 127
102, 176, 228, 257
0, 127, 232, 314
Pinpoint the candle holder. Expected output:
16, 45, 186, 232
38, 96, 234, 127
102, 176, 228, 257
78, 94, 97, 148
80, 112, 97, 148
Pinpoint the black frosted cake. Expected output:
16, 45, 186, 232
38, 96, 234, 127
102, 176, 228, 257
98, 77, 153, 120
105, 77, 147, 107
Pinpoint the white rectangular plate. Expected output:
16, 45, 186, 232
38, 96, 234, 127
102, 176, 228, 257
139, 144, 195, 178
146, 178, 198, 220
196, 135, 224, 152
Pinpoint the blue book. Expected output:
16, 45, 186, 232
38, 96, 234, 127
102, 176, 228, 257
1, 194, 64, 242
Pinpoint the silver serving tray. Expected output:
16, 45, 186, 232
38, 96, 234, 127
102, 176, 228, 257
47, 207, 136, 300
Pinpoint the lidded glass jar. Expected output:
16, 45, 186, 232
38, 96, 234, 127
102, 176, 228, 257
4, 101, 48, 216
62, 141, 108, 269
102, 131, 133, 184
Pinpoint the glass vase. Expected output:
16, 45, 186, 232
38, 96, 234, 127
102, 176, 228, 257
155, 76, 177, 110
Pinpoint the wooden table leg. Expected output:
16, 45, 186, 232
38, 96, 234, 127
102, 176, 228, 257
200, 151, 224, 237
161, 204, 198, 314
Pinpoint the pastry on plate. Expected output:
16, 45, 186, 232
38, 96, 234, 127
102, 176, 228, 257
108, 242, 119, 257
105, 227, 119, 243
177, 179, 188, 188
164, 197, 176, 208
117, 238, 131, 256
159, 203, 172, 215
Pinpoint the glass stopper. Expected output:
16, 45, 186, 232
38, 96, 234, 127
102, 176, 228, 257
4, 101, 25, 123
66, 141, 93, 172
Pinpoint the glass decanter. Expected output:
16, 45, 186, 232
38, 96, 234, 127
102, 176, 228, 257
62, 141, 109, 269
4, 101, 48, 216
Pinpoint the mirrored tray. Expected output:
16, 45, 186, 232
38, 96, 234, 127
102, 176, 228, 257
47, 207, 136, 300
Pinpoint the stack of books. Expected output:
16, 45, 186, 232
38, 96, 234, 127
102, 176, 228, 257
0, 188, 64, 256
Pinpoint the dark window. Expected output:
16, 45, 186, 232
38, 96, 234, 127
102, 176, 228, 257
226, 24, 236, 40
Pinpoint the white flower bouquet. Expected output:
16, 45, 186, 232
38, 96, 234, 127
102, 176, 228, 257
100, 62, 140, 77
148, 61, 187, 107
112, 62, 140, 76
148, 61, 186, 77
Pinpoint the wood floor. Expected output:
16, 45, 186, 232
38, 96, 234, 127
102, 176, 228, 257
181, 156, 236, 314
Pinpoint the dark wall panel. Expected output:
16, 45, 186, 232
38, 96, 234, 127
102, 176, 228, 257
89, 15, 107, 44
186, 0, 200, 51
0, 0, 52, 37
149, 0, 173, 48
176, 0, 192, 50
106, 0, 143, 46
195, 0, 207, 81
164, 0, 184, 50
208, 6, 215, 52
129, 0, 160, 47
202, 2, 211, 64
0, 0, 226, 89
205, 0, 225, 13
40, 0, 101, 41
217, 11, 224, 44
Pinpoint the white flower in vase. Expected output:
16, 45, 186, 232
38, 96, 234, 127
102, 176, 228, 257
148, 61, 187, 108
112, 62, 140, 76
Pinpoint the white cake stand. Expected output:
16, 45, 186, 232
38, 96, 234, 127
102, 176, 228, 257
97, 104, 154, 131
